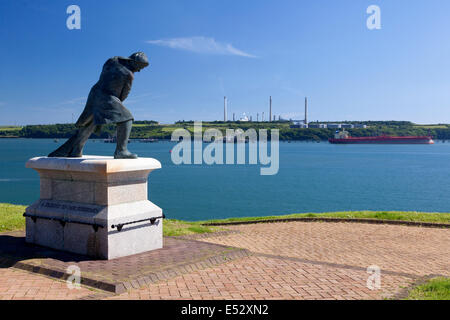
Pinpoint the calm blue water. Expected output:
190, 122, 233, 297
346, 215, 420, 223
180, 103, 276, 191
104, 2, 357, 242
1, 138, 449, 220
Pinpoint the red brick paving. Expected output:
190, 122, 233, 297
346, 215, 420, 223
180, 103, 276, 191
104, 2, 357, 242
195, 222, 450, 278
109, 221, 448, 300
107, 255, 414, 300
0, 231, 249, 293
0, 268, 94, 300
0, 221, 448, 300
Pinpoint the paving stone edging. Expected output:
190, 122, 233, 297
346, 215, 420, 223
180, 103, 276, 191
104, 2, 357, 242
202, 217, 450, 229
0, 247, 252, 295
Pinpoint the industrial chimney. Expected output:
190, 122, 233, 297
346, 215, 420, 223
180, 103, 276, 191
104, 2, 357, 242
304, 97, 308, 125
224, 96, 227, 122
269, 96, 272, 123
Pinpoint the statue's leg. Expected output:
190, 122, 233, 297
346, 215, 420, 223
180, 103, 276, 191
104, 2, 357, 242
48, 134, 79, 157
48, 121, 97, 158
68, 122, 98, 157
114, 120, 137, 159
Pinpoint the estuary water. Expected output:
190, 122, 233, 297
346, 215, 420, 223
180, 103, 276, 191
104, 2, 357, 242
0, 138, 449, 221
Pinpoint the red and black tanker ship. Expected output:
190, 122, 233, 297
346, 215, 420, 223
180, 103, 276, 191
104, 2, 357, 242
329, 130, 434, 144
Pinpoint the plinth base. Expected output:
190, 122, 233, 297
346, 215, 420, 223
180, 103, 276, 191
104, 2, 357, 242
25, 156, 163, 260
0, 231, 251, 294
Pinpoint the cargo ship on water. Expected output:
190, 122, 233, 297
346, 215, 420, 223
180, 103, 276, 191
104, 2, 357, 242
329, 130, 434, 144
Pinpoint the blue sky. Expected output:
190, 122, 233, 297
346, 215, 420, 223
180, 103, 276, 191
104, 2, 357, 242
0, 0, 449, 125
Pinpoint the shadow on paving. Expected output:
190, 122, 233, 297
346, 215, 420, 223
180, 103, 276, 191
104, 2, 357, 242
0, 231, 250, 294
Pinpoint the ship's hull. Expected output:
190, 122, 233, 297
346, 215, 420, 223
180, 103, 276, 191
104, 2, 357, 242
329, 136, 434, 144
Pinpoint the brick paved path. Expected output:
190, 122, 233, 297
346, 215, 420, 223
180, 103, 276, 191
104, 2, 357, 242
0, 268, 95, 300
0, 222, 448, 300
197, 222, 450, 277
0, 232, 249, 294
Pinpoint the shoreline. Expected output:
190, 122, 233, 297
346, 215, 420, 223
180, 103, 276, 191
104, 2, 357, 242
1, 137, 449, 143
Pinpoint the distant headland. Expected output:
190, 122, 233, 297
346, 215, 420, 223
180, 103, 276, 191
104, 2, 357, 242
1, 121, 450, 141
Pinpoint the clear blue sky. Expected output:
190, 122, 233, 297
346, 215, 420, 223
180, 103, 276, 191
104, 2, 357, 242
1, 0, 449, 125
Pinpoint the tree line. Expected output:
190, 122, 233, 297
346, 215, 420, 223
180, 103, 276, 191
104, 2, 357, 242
2, 122, 450, 141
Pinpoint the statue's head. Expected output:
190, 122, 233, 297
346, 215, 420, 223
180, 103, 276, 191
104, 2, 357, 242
123, 52, 150, 72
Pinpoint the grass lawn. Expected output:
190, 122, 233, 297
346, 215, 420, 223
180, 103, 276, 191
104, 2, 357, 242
1, 204, 448, 235
131, 124, 153, 127
0, 203, 222, 236
406, 277, 450, 300
0, 126, 22, 131
202, 211, 450, 225
413, 125, 448, 129
163, 219, 223, 237
0, 203, 27, 232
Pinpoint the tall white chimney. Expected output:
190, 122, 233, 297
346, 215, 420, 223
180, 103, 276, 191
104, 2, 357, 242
304, 97, 308, 125
269, 96, 272, 123
224, 96, 227, 122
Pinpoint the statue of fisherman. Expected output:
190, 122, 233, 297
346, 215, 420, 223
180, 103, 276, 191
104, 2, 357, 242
48, 52, 150, 159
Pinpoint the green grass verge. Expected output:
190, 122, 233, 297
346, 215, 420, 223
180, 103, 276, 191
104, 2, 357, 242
1, 204, 449, 235
163, 219, 223, 237
201, 211, 450, 224
0, 203, 222, 236
0, 203, 27, 232
406, 277, 450, 300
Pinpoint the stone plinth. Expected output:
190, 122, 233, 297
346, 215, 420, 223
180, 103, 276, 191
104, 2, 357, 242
25, 156, 163, 260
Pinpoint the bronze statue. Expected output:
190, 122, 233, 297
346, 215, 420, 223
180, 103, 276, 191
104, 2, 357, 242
48, 52, 149, 159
